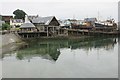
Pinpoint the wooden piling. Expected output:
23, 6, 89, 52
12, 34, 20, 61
47, 27, 49, 37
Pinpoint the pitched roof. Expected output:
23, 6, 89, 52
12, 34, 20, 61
31, 16, 55, 25
20, 15, 35, 28
20, 23, 35, 28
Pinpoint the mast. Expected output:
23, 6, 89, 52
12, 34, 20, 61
97, 11, 100, 21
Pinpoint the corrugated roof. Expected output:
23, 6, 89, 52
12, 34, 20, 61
31, 16, 55, 25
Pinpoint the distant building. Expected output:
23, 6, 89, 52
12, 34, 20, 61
84, 18, 97, 22
60, 19, 84, 28
60, 19, 92, 29
2, 15, 13, 24
84, 18, 97, 27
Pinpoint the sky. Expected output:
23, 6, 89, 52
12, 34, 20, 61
118, 1, 120, 22
0, 0, 119, 22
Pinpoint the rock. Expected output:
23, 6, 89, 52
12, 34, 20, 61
1, 33, 22, 46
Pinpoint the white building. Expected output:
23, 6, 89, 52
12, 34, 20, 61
10, 19, 24, 29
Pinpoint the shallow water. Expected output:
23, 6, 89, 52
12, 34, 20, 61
1, 36, 118, 78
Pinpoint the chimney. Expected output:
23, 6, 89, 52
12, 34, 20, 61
25, 15, 31, 23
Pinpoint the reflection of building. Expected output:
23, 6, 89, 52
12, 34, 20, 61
2, 37, 117, 61
16, 42, 61, 61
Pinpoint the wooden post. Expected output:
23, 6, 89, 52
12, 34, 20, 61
53, 26, 55, 36
37, 33, 38, 38
23, 34, 24, 38
58, 27, 60, 35
88, 30, 89, 35
27, 34, 28, 38
66, 29, 68, 36
82, 31, 84, 35
38, 33, 40, 38
47, 27, 49, 37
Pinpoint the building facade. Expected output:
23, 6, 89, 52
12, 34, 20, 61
2, 15, 13, 24
31, 16, 60, 36
10, 19, 24, 29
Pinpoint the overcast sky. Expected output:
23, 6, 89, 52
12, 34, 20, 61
0, 0, 119, 21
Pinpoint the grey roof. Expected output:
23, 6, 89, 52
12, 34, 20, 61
31, 16, 55, 25
28, 15, 38, 21
20, 23, 35, 28
84, 18, 97, 22
11, 19, 23, 23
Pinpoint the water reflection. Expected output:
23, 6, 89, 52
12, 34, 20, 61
2, 36, 118, 62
